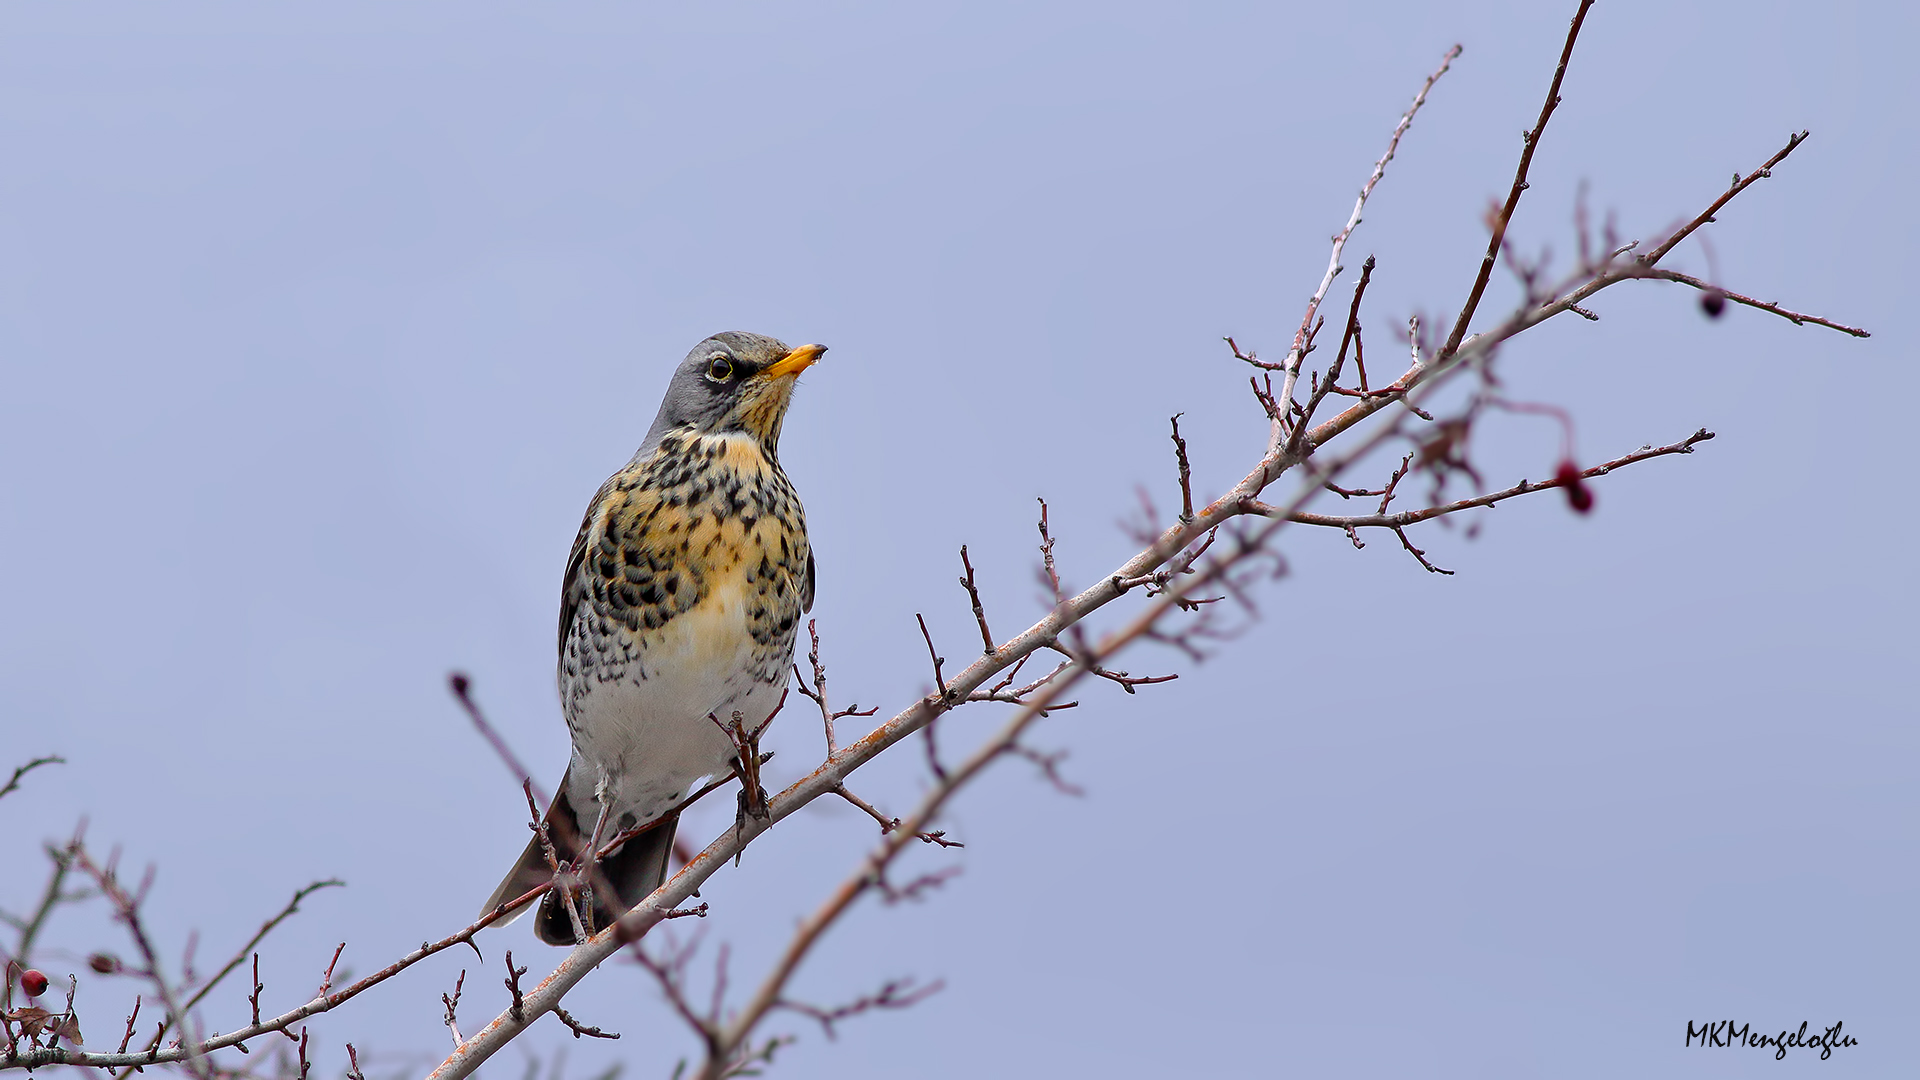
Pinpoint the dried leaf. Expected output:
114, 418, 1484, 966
6, 1005, 84, 1046
6, 1006, 52, 1039
53, 1012, 84, 1046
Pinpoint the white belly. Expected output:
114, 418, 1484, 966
562, 577, 783, 828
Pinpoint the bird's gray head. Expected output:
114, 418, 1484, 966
637, 331, 826, 458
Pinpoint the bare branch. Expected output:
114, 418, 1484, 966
913, 614, 950, 702
179, 880, 344, 1024
66, 847, 212, 1080
793, 620, 877, 758
1391, 525, 1454, 575
4, 834, 78, 973
450, 672, 550, 813
957, 547, 996, 657
1292, 255, 1377, 452
502, 952, 527, 1026
1169, 414, 1196, 524
441, 969, 466, 1047
1004, 743, 1084, 796
1256, 428, 1716, 534
550, 1004, 618, 1041
114, 998, 140, 1056
1640, 131, 1808, 266
0, 757, 62, 803
1437, 0, 1593, 364
832, 785, 962, 848
7, 863, 546, 1071
774, 979, 942, 1041
1035, 498, 1064, 608
1635, 266, 1869, 336
1269, 41, 1462, 433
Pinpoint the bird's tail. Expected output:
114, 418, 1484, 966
478, 781, 679, 946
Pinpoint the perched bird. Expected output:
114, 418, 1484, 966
481, 331, 822, 944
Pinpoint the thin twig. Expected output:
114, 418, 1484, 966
1635, 266, 1868, 336
449, 673, 550, 813
1639, 131, 1808, 266
832, 785, 962, 848
180, 880, 344, 1023
441, 970, 467, 1047
1436, 0, 1592, 366
1169, 415, 1196, 523
1250, 428, 1716, 533
1259, 41, 1461, 435
551, 1005, 619, 1041
957, 547, 996, 657
1291, 256, 1377, 454
913, 614, 950, 701
0, 757, 63, 803
774, 979, 943, 1041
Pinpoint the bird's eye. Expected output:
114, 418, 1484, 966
706, 355, 734, 383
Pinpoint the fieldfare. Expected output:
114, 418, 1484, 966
481, 331, 822, 944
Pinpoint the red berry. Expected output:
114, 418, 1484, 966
1700, 289, 1727, 318
1555, 460, 1594, 514
20, 969, 49, 997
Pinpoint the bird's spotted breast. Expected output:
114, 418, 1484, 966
557, 429, 811, 800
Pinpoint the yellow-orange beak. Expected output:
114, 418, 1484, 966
762, 342, 826, 380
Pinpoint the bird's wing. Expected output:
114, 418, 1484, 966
803, 549, 816, 614
558, 475, 618, 662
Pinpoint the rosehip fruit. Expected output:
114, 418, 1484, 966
20, 969, 49, 997
1555, 460, 1594, 514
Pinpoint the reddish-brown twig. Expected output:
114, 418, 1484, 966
550, 1004, 619, 1041
1635, 266, 1869, 336
1437, 0, 1593, 365
1169, 415, 1196, 523
449, 672, 550, 814
957, 547, 996, 656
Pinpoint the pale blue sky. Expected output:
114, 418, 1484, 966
2, 3, 1913, 1077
